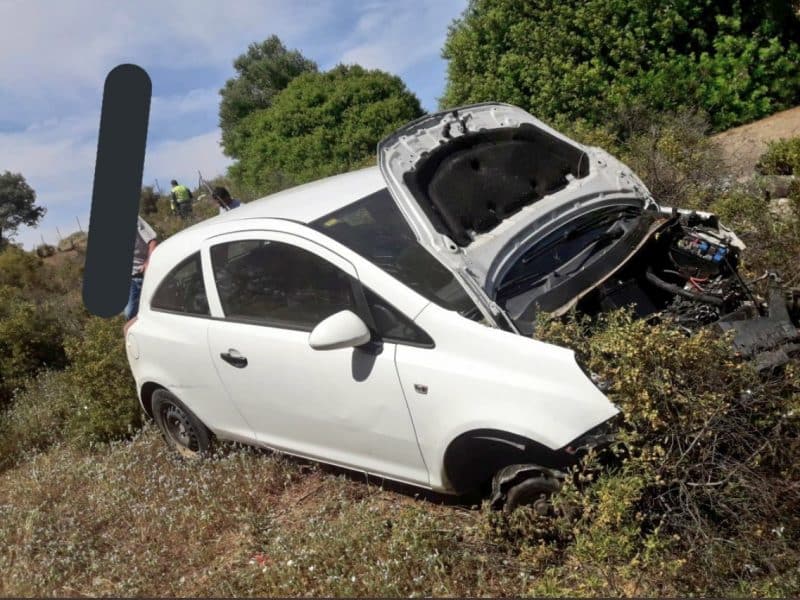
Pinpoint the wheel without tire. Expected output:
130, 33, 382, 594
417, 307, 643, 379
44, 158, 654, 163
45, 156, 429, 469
152, 389, 213, 459
504, 475, 561, 514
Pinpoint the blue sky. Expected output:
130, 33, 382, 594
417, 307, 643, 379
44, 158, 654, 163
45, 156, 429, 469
0, 0, 467, 249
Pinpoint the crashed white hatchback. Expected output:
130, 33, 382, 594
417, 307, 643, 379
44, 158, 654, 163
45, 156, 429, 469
126, 103, 796, 511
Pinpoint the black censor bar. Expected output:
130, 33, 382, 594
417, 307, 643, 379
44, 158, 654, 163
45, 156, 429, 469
83, 64, 151, 317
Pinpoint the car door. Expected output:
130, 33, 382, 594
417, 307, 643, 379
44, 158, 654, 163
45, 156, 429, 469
201, 229, 429, 486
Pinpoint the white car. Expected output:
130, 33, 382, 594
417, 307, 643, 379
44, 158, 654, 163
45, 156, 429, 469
127, 103, 788, 511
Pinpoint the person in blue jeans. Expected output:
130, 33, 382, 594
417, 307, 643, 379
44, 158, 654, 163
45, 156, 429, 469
124, 216, 158, 329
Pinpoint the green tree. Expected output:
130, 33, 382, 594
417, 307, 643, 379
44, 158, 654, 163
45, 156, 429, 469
230, 65, 424, 194
219, 35, 318, 158
0, 172, 44, 246
441, 0, 800, 132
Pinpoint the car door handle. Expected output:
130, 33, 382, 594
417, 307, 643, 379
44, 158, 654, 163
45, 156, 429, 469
220, 349, 248, 368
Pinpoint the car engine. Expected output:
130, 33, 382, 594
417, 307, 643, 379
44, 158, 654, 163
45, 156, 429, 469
573, 210, 800, 370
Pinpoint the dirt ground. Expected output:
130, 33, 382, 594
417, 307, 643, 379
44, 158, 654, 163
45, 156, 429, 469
712, 105, 800, 178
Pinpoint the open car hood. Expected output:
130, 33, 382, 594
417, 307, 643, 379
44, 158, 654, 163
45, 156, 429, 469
378, 103, 658, 300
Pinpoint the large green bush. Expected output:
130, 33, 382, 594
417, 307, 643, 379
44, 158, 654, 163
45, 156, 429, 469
0, 316, 141, 468
230, 65, 423, 195
219, 35, 318, 159
441, 0, 800, 132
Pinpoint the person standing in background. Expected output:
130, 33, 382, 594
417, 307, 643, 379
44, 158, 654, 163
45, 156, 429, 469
123, 216, 157, 333
170, 179, 193, 218
212, 186, 242, 215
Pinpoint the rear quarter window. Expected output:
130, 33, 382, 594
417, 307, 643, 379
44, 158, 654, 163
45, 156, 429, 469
150, 252, 210, 316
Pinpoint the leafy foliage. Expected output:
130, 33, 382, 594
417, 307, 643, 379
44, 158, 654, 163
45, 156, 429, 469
0, 245, 45, 289
230, 65, 424, 196
708, 187, 800, 285
496, 310, 800, 595
756, 136, 800, 175
0, 171, 44, 246
441, 0, 800, 132
62, 316, 140, 446
219, 35, 318, 158
0, 287, 68, 405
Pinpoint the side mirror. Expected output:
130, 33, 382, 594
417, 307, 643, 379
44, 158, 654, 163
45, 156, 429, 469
308, 310, 371, 351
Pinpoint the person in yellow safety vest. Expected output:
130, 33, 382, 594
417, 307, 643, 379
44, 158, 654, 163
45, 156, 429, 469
170, 179, 193, 218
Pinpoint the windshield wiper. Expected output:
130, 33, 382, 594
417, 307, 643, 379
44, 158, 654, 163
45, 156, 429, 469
497, 224, 626, 298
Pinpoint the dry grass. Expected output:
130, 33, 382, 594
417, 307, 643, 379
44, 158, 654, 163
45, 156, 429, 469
0, 427, 521, 597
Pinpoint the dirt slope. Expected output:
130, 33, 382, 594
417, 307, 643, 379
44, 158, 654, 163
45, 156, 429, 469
712, 106, 800, 178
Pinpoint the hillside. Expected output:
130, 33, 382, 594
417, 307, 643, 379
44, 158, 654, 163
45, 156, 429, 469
713, 106, 800, 178
1, 111, 799, 597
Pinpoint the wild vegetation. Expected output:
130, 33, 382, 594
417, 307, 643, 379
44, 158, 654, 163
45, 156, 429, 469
2, 7, 800, 594
757, 136, 800, 176
228, 64, 424, 196
1, 115, 798, 597
0, 171, 44, 248
441, 0, 800, 133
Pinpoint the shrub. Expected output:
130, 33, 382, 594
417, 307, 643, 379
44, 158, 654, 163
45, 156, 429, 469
0, 245, 44, 289
441, 0, 800, 133
756, 136, 800, 175
0, 316, 141, 467
495, 310, 800, 595
35, 243, 55, 258
621, 111, 726, 207
561, 110, 726, 208
0, 287, 68, 405
709, 188, 800, 284
0, 370, 74, 470
62, 316, 141, 447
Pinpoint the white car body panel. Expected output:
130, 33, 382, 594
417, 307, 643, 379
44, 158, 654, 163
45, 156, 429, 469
199, 229, 429, 485
378, 102, 657, 296
396, 303, 617, 490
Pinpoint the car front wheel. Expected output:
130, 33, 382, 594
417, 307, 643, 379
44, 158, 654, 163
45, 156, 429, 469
152, 389, 213, 459
504, 475, 561, 514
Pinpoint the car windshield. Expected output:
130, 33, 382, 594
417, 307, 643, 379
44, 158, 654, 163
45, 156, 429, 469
310, 189, 481, 318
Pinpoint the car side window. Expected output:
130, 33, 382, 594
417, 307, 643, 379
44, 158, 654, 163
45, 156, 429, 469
210, 239, 357, 330
362, 286, 433, 347
150, 252, 210, 316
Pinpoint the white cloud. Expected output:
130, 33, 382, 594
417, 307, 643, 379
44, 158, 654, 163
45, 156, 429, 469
150, 87, 220, 120
143, 129, 231, 191
4, 0, 469, 249
0, 0, 332, 92
336, 0, 464, 74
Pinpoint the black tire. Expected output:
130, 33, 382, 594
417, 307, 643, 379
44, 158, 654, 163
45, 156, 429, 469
504, 475, 561, 514
152, 389, 213, 459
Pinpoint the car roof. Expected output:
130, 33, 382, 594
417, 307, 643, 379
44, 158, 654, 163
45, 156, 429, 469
215, 165, 385, 225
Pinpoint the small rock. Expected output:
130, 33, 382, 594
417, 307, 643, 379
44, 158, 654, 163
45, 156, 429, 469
758, 174, 796, 199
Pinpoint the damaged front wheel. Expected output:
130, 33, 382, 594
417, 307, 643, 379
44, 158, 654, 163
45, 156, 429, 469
490, 464, 564, 514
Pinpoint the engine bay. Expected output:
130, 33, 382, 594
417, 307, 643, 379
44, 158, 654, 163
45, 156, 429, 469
496, 208, 800, 370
